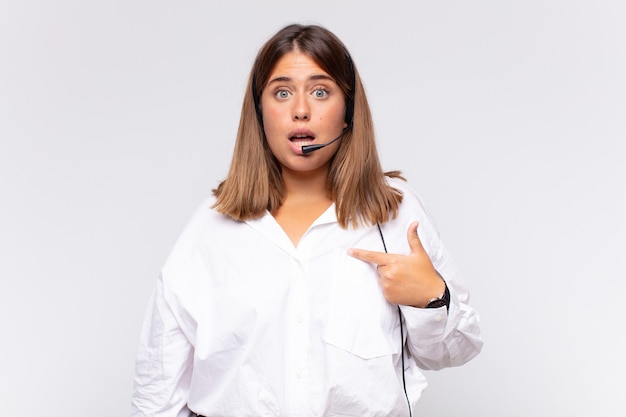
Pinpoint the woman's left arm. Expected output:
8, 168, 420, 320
347, 221, 483, 369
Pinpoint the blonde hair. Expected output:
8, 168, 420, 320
212, 24, 403, 228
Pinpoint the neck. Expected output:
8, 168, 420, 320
280, 165, 331, 203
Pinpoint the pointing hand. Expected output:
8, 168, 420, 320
348, 222, 445, 307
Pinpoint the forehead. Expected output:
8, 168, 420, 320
268, 51, 332, 81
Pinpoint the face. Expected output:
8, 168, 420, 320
260, 50, 348, 175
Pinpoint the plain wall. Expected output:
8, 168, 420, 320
1, 0, 624, 415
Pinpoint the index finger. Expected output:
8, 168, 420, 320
347, 248, 392, 266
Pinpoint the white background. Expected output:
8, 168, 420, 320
1, 1, 624, 416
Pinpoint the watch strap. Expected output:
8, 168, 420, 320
425, 281, 450, 311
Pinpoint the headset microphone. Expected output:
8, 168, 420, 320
301, 132, 344, 154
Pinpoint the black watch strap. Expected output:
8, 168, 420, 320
425, 282, 450, 311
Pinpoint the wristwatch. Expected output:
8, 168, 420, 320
425, 282, 450, 311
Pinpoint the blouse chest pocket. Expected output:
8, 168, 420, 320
323, 251, 400, 359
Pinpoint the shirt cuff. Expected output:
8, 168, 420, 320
399, 304, 448, 345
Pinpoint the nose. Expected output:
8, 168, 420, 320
292, 95, 310, 121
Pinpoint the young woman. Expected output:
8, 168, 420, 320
131, 24, 482, 417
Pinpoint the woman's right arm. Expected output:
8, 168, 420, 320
131, 275, 194, 417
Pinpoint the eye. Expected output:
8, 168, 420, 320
275, 89, 290, 99
313, 88, 328, 98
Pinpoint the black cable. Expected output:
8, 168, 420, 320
376, 223, 412, 417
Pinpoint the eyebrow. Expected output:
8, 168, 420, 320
267, 74, 335, 85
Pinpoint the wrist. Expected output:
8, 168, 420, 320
412, 273, 449, 310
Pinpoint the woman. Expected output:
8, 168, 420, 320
131, 24, 482, 417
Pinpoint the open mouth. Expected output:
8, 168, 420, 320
289, 133, 315, 146
289, 129, 316, 148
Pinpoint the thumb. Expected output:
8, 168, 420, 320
407, 221, 426, 255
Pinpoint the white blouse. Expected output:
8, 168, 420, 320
131, 177, 482, 417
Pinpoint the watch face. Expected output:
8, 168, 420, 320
426, 298, 447, 309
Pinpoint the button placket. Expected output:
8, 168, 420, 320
285, 256, 310, 413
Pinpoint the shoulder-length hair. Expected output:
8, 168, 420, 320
212, 24, 403, 228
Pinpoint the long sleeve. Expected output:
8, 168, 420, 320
131, 275, 194, 417
399, 236, 483, 370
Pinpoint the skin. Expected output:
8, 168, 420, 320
261, 50, 445, 308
